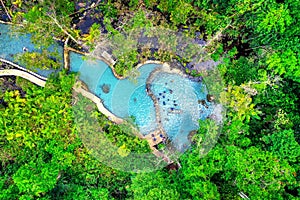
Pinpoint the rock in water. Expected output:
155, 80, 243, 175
207, 94, 215, 102
101, 84, 111, 94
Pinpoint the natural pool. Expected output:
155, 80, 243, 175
0, 23, 63, 77
70, 53, 213, 151
150, 72, 213, 150
1, 23, 213, 152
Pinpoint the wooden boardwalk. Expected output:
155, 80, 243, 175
144, 129, 164, 147
0, 53, 175, 165
143, 65, 175, 165
0, 69, 46, 87
0, 58, 47, 81
152, 149, 173, 164
73, 83, 124, 124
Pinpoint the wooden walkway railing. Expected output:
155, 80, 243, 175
0, 58, 48, 81
72, 83, 124, 124
0, 69, 46, 87
0, 56, 175, 166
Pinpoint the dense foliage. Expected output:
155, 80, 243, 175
0, 71, 152, 199
1, 0, 299, 199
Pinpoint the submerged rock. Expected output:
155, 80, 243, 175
198, 99, 206, 106
101, 84, 111, 94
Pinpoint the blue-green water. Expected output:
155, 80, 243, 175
0, 23, 213, 151
150, 72, 212, 150
70, 53, 159, 135
0, 23, 63, 77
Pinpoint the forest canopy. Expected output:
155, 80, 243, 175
0, 0, 299, 199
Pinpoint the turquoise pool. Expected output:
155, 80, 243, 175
71, 53, 212, 151
1, 23, 213, 152
70, 53, 159, 135
150, 72, 212, 150
0, 23, 63, 77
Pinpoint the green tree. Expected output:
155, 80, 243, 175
223, 146, 297, 199
128, 171, 180, 200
